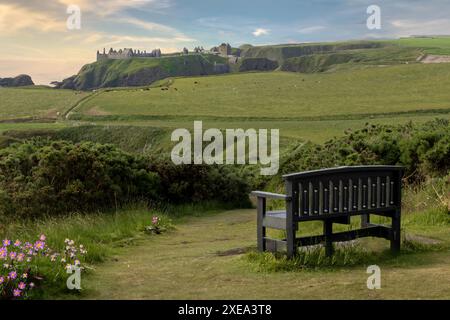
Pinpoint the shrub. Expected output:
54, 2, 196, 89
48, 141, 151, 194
148, 160, 251, 207
0, 139, 159, 218
279, 119, 450, 183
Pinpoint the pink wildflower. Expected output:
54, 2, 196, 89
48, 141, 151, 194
2, 239, 10, 247
9, 252, 17, 260
8, 271, 17, 280
34, 241, 45, 251
18, 282, 26, 290
13, 240, 21, 247
39, 234, 46, 241
0, 276, 4, 284
0, 247, 7, 259
152, 216, 159, 225
13, 289, 21, 297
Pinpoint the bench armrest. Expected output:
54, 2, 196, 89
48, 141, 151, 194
251, 191, 291, 200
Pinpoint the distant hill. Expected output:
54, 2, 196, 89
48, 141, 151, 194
0, 74, 34, 87
280, 47, 423, 73
55, 54, 228, 91
239, 41, 388, 63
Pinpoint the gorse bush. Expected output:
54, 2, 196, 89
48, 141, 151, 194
0, 139, 160, 218
148, 159, 251, 207
0, 139, 251, 218
279, 119, 450, 182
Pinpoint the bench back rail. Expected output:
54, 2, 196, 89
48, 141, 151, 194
284, 166, 403, 220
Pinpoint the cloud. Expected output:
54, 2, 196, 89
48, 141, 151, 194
390, 19, 450, 36
0, 4, 65, 33
298, 26, 326, 34
57, 0, 171, 16
252, 28, 270, 37
62, 32, 195, 48
116, 17, 176, 33
104, 34, 195, 45
0, 0, 173, 33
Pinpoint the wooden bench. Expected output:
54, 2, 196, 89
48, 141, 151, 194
252, 166, 404, 257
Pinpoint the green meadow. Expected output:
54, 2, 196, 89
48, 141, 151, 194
76, 64, 450, 120
0, 87, 89, 120
64, 63, 450, 144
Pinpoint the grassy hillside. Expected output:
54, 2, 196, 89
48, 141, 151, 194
281, 47, 422, 73
388, 36, 450, 55
239, 40, 388, 63
58, 54, 228, 90
75, 63, 450, 120
0, 87, 88, 120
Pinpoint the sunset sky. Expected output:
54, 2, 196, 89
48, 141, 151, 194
1, 0, 450, 85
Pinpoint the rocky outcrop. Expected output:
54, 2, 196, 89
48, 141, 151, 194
0, 75, 34, 87
116, 66, 169, 87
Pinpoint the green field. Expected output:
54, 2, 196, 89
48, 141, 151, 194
3, 62, 450, 145
76, 64, 450, 120
0, 87, 88, 120
56, 63, 450, 144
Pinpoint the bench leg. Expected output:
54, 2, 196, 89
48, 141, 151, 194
390, 210, 401, 254
286, 195, 296, 258
257, 197, 266, 252
286, 222, 296, 258
361, 213, 370, 228
324, 219, 333, 257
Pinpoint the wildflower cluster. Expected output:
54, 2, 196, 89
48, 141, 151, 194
61, 239, 87, 272
144, 215, 167, 235
0, 235, 86, 299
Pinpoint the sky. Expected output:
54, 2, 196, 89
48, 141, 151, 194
1, 0, 450, 85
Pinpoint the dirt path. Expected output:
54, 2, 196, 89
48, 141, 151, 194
83, 209, 450, 299
421, 54, 450, 64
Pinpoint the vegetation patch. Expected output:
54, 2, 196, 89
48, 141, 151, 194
277, 119, 450, 184
0, 87, 88, 121
0, 139, 251, 219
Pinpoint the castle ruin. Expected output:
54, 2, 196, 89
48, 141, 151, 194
97, 48, 162, 61
211, 43, 232, 57
96, 43, 235, 62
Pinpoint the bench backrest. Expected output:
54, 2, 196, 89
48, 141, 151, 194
282, 166, 404, 219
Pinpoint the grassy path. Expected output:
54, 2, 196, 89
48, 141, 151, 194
83, 209, 450, 299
